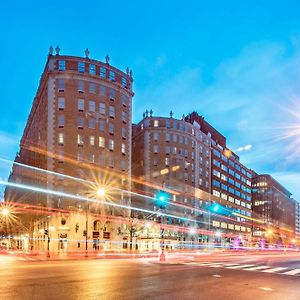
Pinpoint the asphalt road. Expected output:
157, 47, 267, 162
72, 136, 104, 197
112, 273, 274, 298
0, 254, 300, 300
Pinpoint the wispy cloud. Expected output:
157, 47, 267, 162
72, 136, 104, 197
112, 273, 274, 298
134, 38, 300, 200
236, 145, 252, 153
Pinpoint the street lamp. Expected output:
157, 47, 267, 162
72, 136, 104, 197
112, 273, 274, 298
85, 187, 106, 257
1, 208, 10, 216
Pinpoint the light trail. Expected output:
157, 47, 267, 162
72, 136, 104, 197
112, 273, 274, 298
0, 157, 263, 227
0, 179, 209, 226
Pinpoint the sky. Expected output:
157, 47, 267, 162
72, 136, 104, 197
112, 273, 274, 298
0, 0, 300, 200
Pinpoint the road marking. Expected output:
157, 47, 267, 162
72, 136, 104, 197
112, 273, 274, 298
212, 274, 222, 278
262, 267, 287, 273
282, 269, 300, 276
243, 266, 270, 271
226, 264, 255, 269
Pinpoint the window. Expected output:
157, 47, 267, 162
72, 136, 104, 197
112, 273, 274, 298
221, 164, 228, 172
122, 111, 127, 123
89, 101, 95, 112
121, 94, 127, 106
173, 134, 177, 142
100, 85, 106, 96
109, 106, 115, 118
122, 128, 126, 139
165, 157, 170, 166
58, 97, 65, 110
99, 120, 105, 131
153, 157, 158, 166
109, 123, 114, 134
100, 67, 106, 78
109, 88, 116, 100
153, 145, 158, 153
89, 153, 95, 163
77, 116, 84, 128
121, 143, 126, 154
179, 136, 183, 144
77, 151, 83, 161
99, 137, 105, 148
185, 136, 188, 144
213, 160, 220, 167
229, 169, 234, 176
221, 183, 228, 191
89, 83, 96, 94
78, 99, 84, 111
213, 170, 220, 178
173, 121, 177, 129
166, 133, 170, 142
89, 64, 96, 75
153, 120, 159, 127
213, 190, 220, 197
99, 103, 106, 115
213, 180, 220, 187
121, 160, 126, 171
165, 146, 170, 154
58, 79, 65, 92
58, 115, 64, 128
77, 134, 83, 145
109, 158, 114, 168
58, 133, 64, 145
109, 70, 115, 81
58, 60, 65, 71
166, 121, 171, 128
122, 77, 127, 87
88, 118, 95, 129
78, 62, 85, 73
173, 147, 177, 155
89, 136, 95, 146
78, 80, 85, 93
109, 139, 114, 151
221, 174, 227, 181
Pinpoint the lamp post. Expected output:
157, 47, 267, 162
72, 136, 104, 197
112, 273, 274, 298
85, 187, 106, 257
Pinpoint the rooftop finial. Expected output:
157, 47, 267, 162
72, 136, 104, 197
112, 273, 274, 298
145, 109, 149, 117
49, 46, 53, 56
105, 54, 110, 64
126, 67, 129, 75
55, 45, 60, 55
150, 109, 153, 117
170, 111, 173, 118
143, 112, 145, 118
182, 114, 185, 120
84, 48, 90, 58
129, 69, 133, 78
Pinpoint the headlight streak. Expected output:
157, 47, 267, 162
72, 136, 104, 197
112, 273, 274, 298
0, 157, 262, 227
0, 179, 208, 226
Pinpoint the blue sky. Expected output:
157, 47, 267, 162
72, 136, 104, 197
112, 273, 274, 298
0, 0, 300, 200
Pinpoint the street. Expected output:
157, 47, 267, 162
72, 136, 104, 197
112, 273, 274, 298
0, 252, 300, 300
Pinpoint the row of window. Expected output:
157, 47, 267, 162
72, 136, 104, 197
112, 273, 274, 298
212, 221, 251, 232
212, 180, 251, 201
213, 170, 251, 193
212, 190, 251, 209
213, 160, 251, 186
141, 120, 210, 144
58, 60, 128, 88
57, 133, 126, 153
57, 80, 128, 104
213, 149, 251, 178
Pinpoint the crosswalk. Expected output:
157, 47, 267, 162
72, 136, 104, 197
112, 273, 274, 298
181, 261, 300, 277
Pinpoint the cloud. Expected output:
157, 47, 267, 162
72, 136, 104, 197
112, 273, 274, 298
133, 38, 300, 198
236, 144, 252, 153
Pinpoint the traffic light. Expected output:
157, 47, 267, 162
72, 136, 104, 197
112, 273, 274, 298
212, 203, 220, 212
156, 191, 169, 209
